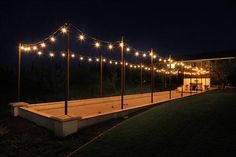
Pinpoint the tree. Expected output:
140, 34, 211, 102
211, 59, 236, 90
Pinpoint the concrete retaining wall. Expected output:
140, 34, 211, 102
19, 108, 55, 130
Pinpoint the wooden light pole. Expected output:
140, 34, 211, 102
140, 60, 143, 93
17, 43, 22, 102
169, 58, 172, 99
181, 62, 184, 97
65, 24, 70, 115
150, 48, 154, 103
99, 51, 103, 97
120, 37, 124, 109
190, 64, 192, 95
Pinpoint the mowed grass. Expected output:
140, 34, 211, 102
75, 89, 236, 157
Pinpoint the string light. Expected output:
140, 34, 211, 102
32, 46, 37, 50
20, 46, 25, 50
40, 43, 46, 48
20, 23, 210, 76
50, 37, 55, 42
80, 57, 84, 60
49, 53, 54, 57
37, 51, 42, 56
108, 44, 113, 50
61, 27, 67, 33
79, 34, 85, 41
95, 42, 100, 48
25, 47, 31, 51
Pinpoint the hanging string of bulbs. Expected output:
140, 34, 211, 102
19, 23, 209, 76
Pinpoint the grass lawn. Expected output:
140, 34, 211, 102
74, 88, 236, 157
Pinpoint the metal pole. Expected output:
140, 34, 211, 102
17, 43, 22, 102
100, 52, 103, 97
120, 37, 124, 109
65, 24, 70, 115
151, 48, 154, 103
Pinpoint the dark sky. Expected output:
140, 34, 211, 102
0, 0, 236, 68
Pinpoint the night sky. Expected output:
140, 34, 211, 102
0, 0, 236, 68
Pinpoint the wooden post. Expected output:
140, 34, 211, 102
65, 24, 70, 115
190, 64, 192, 95
100, 52, 103, 97
151, 48, 154, 103
17, 43, 22, 102
140, 61, 143, 93
181, 63, 184, 97
120, 37, 124, 109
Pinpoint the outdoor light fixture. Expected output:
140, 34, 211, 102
32, 46, 37, 50
61, 53, 65, 57
40, 43, 46, 48
37, 51, 42, 56
26, 47, 31, 51
88, 58, 92, 62
79, 34, 85, 41
126, 47, 130, 52
95, 42, 100, 48
49, 53, 54, 57
50, 37, 55, 42
71, 54, 75, 58
135, 52, 139, 56
96, 58, 99, 62
143, 53, 146, 57
119, 42, 124, 47
108, 44, 113, 50
61, 27, 67, 33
